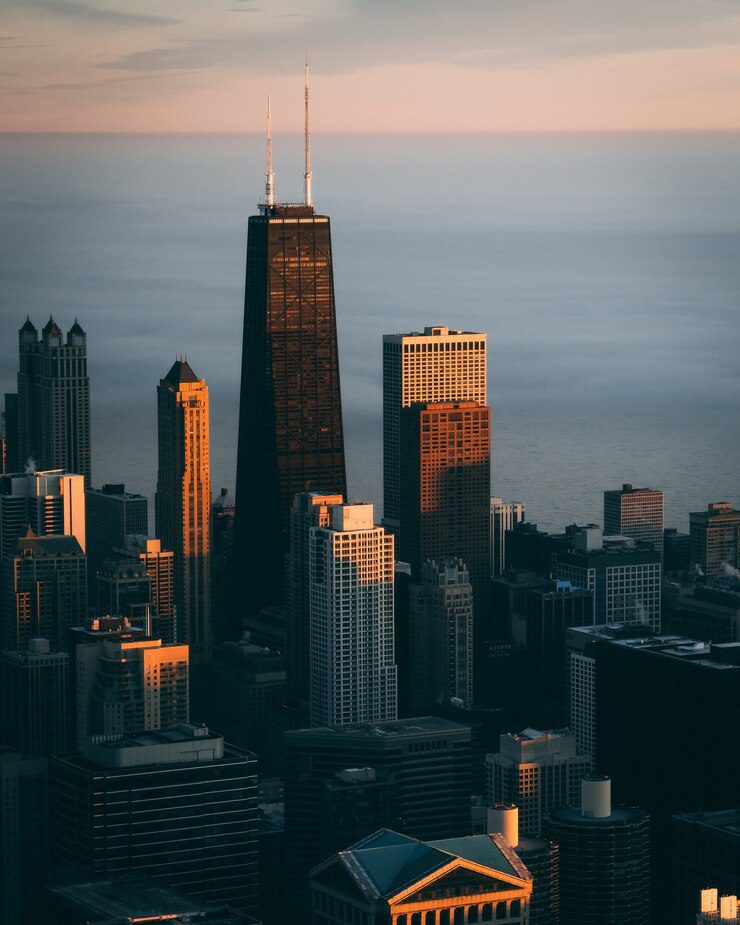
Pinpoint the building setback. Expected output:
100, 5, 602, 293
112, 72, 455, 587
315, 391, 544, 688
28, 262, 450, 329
383, 325, 487, 534
50, 724, 259, 914
0, 468, 86, 557
155, 359, 211, 663
12, 317, 91, 486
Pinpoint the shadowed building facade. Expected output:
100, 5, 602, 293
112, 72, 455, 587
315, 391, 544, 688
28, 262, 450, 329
155, 360, 211, 663
234, 203, 347, 615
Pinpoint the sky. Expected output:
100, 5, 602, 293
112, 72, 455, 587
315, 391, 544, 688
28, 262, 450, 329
1, 0, 740, 132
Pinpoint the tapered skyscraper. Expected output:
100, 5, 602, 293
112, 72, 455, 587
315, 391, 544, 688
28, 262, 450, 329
155, 359, 211, 663
234, 79, 347, 612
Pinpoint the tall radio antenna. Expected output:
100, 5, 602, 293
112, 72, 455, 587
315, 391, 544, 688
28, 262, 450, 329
265, 94, 275, 206
304, 57, 312, 207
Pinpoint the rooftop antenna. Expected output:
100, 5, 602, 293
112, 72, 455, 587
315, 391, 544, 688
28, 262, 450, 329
265, 94, 275, 207
304, 56, 312, 207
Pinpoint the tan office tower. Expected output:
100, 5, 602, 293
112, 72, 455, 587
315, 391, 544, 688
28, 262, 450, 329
155, 360, 212, 663
75, 636, 189, 748
604, 484, 664, 559
383, 326, 487, 532
689, 502, 740, 577
309, 502, 397, 726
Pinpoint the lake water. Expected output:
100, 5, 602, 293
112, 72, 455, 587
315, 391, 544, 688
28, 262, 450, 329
1, 132, 738, 531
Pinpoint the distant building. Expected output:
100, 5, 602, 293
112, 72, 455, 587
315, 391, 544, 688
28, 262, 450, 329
664, 527, 691, 572
50, 725, 259, 913
125, 534, 176, 643
695, 887, 739, 924
0, 747, 49, 925
310, 828, 532, 925
155, 360, 211, 663
211, 488, 236, 642
96, 559, 153, 630
85, 484, 147, 602
383, 325, 487, 534
285, 491, 343, 701
486, 728, 592, 836
555, 536, 662, 631
0, 468, 86, 556
505, 521, 574, 577
512, 579, 594, 728
1, 637, 71, 755
690, 502, 740, 577
75, 634, 188, 748
408, 558, 474, 712
309, 501, 397, 727
491, 498, 526, 576
13, 316, 91, 486
604, 484, 664, 559
2, 393, 19, 473
544, 775, 650, 925
662, 580, 740, 643
673, 810, 740, 925
1, 529, 86, 651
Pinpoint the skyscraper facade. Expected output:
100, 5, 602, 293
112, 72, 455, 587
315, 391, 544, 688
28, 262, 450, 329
0, 468, 86, 556
234, 200, 347, 614
604, 484, 664, 559
211, 488, 236, 642
155, 359, 211, 663
383, 325, 487, 533
399, 400, 491, 592
85, 483, 147, 600
14, 317, 91, 486
309, 501, 397, 726
286, 491, 343, 699
408, 557, 474, 712
491, 497, 527, 576
1, 530, 86, 651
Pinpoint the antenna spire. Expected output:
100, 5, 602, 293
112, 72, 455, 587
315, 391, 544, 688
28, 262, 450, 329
265, 94, 275, 207
304, 56, 312, 207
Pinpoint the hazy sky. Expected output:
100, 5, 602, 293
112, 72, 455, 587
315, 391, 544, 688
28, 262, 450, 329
2, 0, 740, 132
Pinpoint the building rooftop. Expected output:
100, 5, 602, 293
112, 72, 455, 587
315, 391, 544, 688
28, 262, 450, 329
15, 529, 83, 557
290, 715, 470, 740
163, 358, 201, 386
546, 804, 648, 826
673, 808, 740, 836
312, 828, 527, 902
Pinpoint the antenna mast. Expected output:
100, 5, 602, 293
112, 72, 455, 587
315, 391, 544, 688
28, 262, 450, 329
304, 58, 312, 207
265, 94, 275, 207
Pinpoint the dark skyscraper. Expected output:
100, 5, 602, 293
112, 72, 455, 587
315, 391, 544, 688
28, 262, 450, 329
13, 317, 91, 486
234, 83, 347, 614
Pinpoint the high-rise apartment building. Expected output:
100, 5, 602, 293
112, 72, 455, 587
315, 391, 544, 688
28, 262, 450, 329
491, 498, 526, 576
690, 502, 740, 577
12, 317, 91, 486
1, 637, 71, 755
2, 394, 20, 474
486, 728, 592, 836
408, 558, 474, 712
155, 359, 211, 663
1, 530, 86, 651
309, 501, 397, 726
695, 888, 740, 924
75, 635, 189, 748
125, 534, 176, 643
555, 536, 662, 631
399, 400, 491, 592
604, 484, 664, 559
544, 776, 650, 925
383, 325, 487, 533
50, 724, 259, 913
234, 150, 347, 614
286, 491, 343, 700
0, 468, 86, 556
85, 483, 147, 599
95, 559, 153, 627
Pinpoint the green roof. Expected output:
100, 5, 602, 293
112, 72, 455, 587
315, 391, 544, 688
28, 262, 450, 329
426, 835, 517, 877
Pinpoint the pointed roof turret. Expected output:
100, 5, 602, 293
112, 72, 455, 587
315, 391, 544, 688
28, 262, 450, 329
68, 319, 85, 336
163, 356, 200, 385
42, 315, 62, 337
20, 317, 37, 335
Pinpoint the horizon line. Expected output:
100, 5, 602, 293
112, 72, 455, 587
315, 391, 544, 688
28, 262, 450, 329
2, 128, 740, 136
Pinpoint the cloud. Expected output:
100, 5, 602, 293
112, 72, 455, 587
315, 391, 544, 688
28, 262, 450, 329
6, 0, 180, 28
44, 72, 174, 90
0, 71, 19, 77
96, 45, 210, 72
